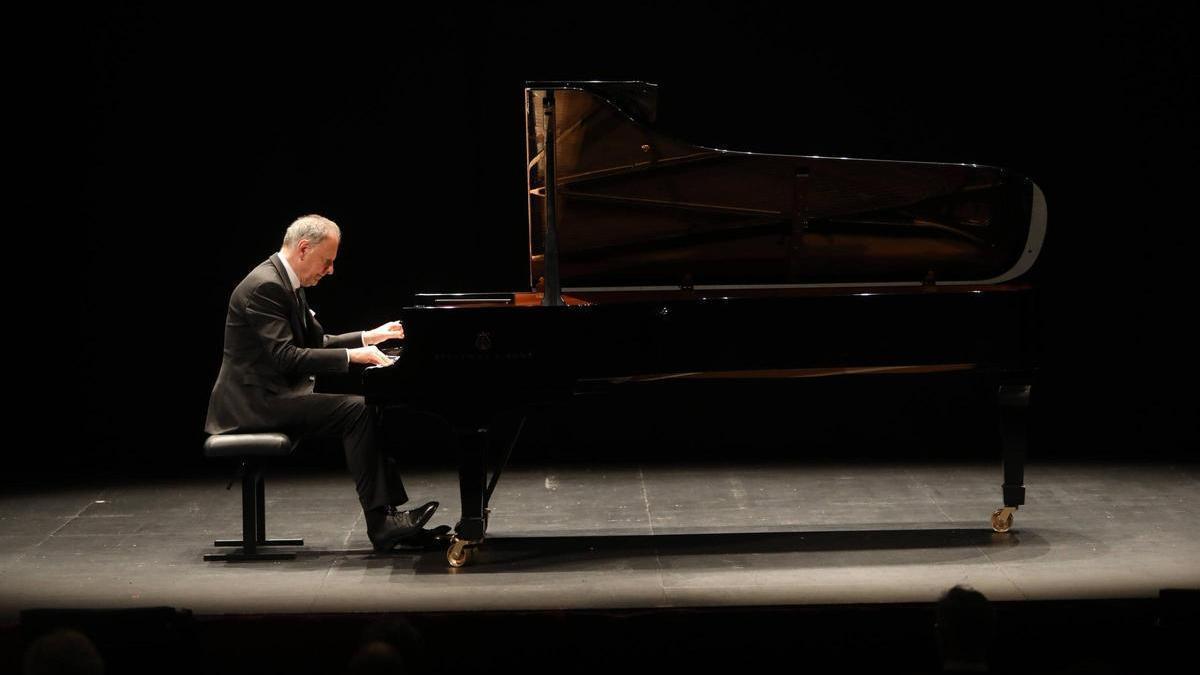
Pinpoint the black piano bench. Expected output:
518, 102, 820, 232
203, 433, 304, 562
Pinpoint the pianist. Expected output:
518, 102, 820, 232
204, 214, 440, 552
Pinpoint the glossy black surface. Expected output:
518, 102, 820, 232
364, 287, 1038, 425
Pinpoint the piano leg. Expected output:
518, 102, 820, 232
450, 427, 489, 567
992, 383, 1030, 532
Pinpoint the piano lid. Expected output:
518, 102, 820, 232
524, 81, 1046, 292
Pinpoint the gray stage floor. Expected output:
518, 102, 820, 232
1, 461, 1197, 619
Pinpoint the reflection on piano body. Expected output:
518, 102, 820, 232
364, 81, 1045, 567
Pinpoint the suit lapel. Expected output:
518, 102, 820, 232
268, 253, 308, 346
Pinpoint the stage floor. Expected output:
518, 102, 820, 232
1, 461, 1196, 619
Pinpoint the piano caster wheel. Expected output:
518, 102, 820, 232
991, 507, 1017, 533
447, 537, 473, 568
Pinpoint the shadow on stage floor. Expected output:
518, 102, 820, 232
255, 526, 1051, 575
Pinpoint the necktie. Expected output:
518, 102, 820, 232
296, 288, 310, 330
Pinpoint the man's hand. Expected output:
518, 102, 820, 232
363, 320, 405, 346
348, 346, 394, 367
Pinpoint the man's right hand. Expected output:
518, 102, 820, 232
348, 346, 393, 367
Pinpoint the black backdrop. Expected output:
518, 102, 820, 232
58, 3, 1197, 479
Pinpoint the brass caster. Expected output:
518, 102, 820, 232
991, 507, 1017, 533
446, 537, 473, 568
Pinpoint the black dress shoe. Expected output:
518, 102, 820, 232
388, 501, 439, 530
365, 511, 408, 552
365, 501, 439, 552
393, 525, 453, 551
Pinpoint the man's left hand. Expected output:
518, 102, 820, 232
364, 320, 405, 346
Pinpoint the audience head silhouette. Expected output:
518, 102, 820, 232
935, 585, 995, 673
22, 628, 104, 675
345, 616, 424, 675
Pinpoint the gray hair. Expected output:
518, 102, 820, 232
282, 214, 341, 249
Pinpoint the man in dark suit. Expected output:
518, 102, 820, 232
206, 214, 439, 552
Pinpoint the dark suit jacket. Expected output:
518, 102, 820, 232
205, 253, 363, 434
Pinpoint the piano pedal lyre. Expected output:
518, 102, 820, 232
991, 506, 1017, 533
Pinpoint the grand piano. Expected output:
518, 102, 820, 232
364, 81, 1046, 567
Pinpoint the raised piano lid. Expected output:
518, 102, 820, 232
524, 81, 1046, 294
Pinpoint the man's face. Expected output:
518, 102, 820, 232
295, 236, 339, 287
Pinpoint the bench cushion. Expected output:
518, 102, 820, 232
204, 433, 294, 458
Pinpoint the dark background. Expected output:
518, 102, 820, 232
50, 3, 1199, 480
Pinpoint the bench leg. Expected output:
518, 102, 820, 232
206, 461, 303, 561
